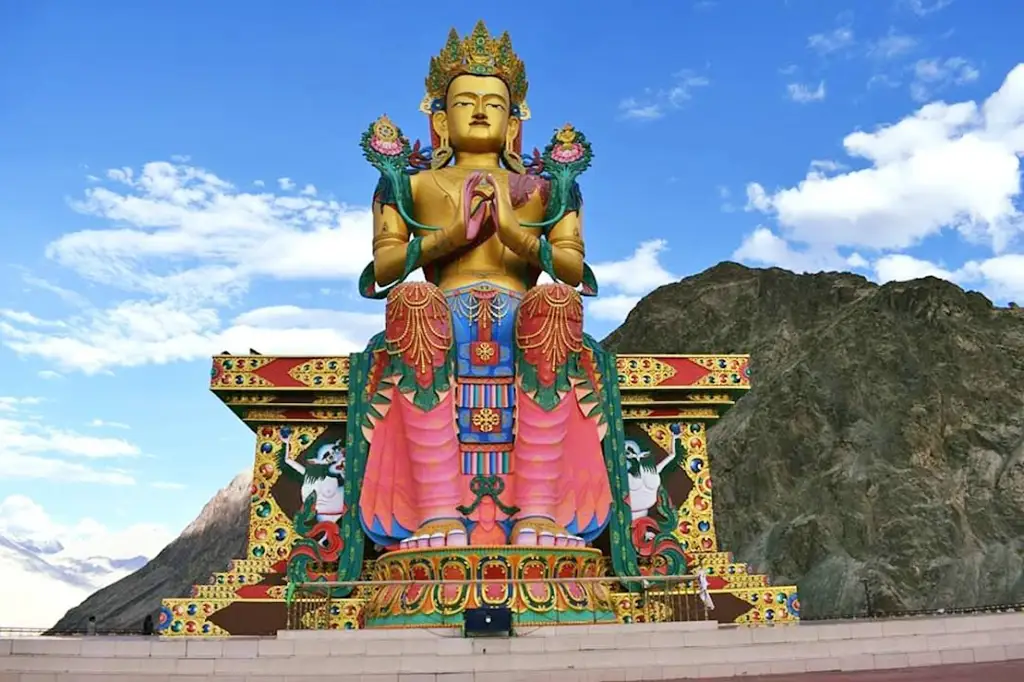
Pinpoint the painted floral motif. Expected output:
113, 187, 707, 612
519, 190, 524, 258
369, 115, 404, 156
550, 123, 585, 164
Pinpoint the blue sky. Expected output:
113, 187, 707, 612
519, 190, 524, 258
1, 0, 1023, 568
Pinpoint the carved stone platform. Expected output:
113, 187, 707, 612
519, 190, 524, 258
157, 354, 799, 636
364, 546, 615, 628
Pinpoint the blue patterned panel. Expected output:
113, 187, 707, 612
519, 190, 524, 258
445, 285, 520, 379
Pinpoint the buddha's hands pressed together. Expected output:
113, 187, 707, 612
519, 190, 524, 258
462, 171, 497, 243
461, 172, 532, 258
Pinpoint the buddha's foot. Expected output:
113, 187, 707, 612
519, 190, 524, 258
511, 516, 585, 548
399, 519, 468, 549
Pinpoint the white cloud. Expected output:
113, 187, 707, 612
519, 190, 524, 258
277, 177, 295, 191
1, 417, 138, 460
150, 481, 185, 490
732, 227, 858, 274
300, 183, 318, 197
589, 295, 644, 323
578, 240, 678, 323
0, 396, 42, 412
1, 299, 383, 374
0, 414, 138, 485
0, 495, 170, 562
718, 185, 736, 212
744, 65, 1024, 253
787, 81, 826, 103
619, 70, 710, 121
0, 495, 173, 627
590, 240, 676, 296
0, 395, 138, 486
873, 253, 956, 281
1, 159, 386, 373
867, 29, 918, 60
910, 57, 979, 102
736, 63, 1024, 303
0, 309, 64, 327
48, 161, 374, 301
868, 73, 902, 90
20, 274, 89, 308
219, 305, 383, 356
808, 27, 855, 55
809, 159, 848, 174
89, 419, 130, 430
37, 370, 63, 380
869, 253, 1024, 302
905, 0, 954, 16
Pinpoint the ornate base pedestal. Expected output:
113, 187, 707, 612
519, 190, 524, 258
157, 353, 801, 636
364, 546, 617, 628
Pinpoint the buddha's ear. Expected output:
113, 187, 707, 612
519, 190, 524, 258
506, 116, 521, 142
431, 111, 449, 139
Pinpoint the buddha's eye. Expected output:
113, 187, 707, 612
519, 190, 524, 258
487, 103, 505, 110
452, 101, 472, 107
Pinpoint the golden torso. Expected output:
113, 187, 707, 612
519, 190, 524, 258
410, 166, 546, 292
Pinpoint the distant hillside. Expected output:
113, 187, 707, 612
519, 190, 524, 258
603, 262, 1024, 617
49, 472, 250, 633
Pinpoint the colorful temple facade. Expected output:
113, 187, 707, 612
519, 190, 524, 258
157, 354, 798, 635
156, 21, 798, 636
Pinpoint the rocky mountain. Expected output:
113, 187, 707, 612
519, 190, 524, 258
48, 471, 251, 633
603, 263, 1024, 617
53, 263, 1024, 625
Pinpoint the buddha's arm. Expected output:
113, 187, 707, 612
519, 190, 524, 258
371, 202, 463, 287
545, 210, 586, 286
500, 209, 585, 287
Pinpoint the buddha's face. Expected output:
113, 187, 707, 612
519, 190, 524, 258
436, 74, 519, 154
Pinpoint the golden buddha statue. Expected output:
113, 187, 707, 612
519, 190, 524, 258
332, 21, 640, 586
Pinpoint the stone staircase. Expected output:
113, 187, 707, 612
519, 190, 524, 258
2, 612, 1023, 681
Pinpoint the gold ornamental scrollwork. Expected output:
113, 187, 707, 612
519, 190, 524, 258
212, 356, 276, 389
616, 356, 677, 388
288, 358, 351, 389
245, 409, 288, 421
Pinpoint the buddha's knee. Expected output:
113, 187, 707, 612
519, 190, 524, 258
385, 282, 453, 355
517, 283, 584, 349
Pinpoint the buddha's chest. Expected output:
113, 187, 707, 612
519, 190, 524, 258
410, 169, 549, 229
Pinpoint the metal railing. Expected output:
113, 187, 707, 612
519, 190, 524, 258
285, 574, 713, 631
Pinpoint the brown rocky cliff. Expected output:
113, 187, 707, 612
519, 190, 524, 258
603, 262, 1024, 617
49, 471, 251, 633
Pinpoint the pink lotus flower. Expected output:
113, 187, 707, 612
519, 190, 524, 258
371, 137, 403, 157
551, 143, 583, 164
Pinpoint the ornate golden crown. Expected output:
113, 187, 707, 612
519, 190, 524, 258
420, 20, 530, 120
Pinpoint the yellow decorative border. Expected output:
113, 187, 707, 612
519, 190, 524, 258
248, 424, 329, 562
616, 356, 677, 388
287, 357, 351, 388
210, 355, 750, 393
623, 407, 721, 419
639, 421, 718, 554
212, 356, 277, 388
